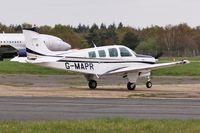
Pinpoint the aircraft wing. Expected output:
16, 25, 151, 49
106, 60, 190, 74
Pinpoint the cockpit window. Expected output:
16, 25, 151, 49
108, 48, 118, 57
88, 51, 96, 58
119, 47, 132, 57
98, 50, 106, 57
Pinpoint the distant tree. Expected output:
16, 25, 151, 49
100, 23, 106, 29
22, 23, 32, 29
108, 23, 116, 31
0, 21, 200, 56
75, 24, 89, 33
89, 23, 99, 33
118, 22, 123, 29
38, 25, 52, 34
121, 31, 139, 50
160, 23, 198, 56
103, 29, 119, 45
48, 24, 89, 48
86, 26, 119, 46
14, 25, 22, 33
135, 37, 162, 57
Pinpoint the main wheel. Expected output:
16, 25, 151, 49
127, 82, 136, 90
88, 80, 97, 89
146, 81, 152, 88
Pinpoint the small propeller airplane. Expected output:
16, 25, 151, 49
12, 29, 190, 90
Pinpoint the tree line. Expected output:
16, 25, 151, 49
1, 22, 200, 57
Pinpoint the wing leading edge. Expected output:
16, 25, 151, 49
106, 60, 190, 74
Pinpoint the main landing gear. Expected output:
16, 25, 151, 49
88, 80, 97, 89
146, 81, 152, 88
127, 82, 136, 90
127, 80, 153, 90
126, 81, 152, 90
86, 74, 152, 90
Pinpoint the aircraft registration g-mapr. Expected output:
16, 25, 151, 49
13, 30, 190, 90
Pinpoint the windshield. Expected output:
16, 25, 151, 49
123, 47, 136, 55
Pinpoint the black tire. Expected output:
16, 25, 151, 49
127, 82, 136, 90
146, 81, 152, 88
88, 80, 97, 89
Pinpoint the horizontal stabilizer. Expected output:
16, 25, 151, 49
26, 56, 63, 63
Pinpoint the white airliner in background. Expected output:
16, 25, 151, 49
0, 33, 71, 59
12, 30, 189, 90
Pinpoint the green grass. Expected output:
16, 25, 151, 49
152, 57, 200, 76
0, 118, 200, 133
0, 60, 71, 75
0, 57, 200, 76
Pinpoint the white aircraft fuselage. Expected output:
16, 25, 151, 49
0, 33, 71, 52
35, 45, 156, 76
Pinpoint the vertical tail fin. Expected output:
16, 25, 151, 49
23, 30, 55, 59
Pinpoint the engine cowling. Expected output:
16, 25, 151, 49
39, 34, 71, 51
45, 40, 71, 51
18, 49, 27, 57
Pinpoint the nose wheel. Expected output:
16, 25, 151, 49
127, 82, 136, 90
146, 81, 152, 88
88, 80, 97, 89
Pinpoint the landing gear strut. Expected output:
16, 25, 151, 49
127, 82, 136, 90
88, 80, 97, 89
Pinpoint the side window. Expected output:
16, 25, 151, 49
98, 50, 106, 57
88, 51, 96, 58
120, 47, 132, 57
108, 48, 118, 57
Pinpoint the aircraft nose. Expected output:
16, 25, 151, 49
148, 55, 156, 63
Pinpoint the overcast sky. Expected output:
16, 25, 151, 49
0, 0, 199, 28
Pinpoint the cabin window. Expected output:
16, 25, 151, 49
108, 48, 118, 57
98, 50, 106, 57
120, 47, 132, 57
88, 51, 96, 58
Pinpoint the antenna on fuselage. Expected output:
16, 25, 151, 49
91, 41, 97, 48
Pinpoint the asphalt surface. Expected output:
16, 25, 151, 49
0, 96, 200, 120
1, 74, 200, 87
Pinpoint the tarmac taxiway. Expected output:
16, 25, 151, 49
0, 74, 200, 120
0, 96, 200, 120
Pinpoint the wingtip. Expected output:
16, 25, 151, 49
182, 60, 190, 64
